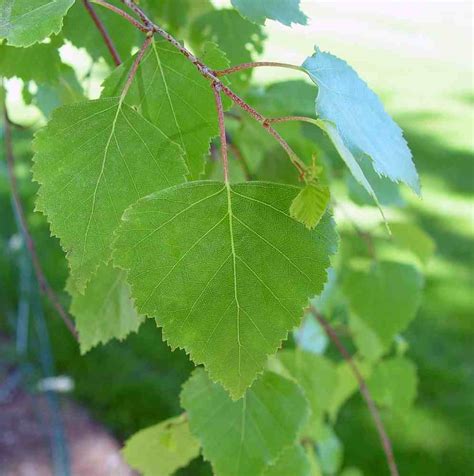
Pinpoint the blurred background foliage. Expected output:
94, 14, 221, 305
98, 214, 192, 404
0, 1, 472, 475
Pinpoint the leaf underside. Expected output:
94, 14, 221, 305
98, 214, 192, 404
231, 0, 308, 26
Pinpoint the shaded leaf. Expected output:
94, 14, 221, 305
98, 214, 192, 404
113, 181, 337, 398
33, 97, 186, 292
181, 368, 309, 476
70, 262, 144, 354
123, 414, 201, 476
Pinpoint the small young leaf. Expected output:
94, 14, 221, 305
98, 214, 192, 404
303, 49, 420, 194
123, 414, 201, 476
33, 97, 186, 292
368, 357, 418, 412
263, 444, 311, 476
70, 262, 144, 354
180, 368, 309, 476
343, 261, 423, 347
102, 39, 227, 179
231, 0, 308, 26
113, 181, 337, 398
290, 182, 330, 229
0, 0, 74, 47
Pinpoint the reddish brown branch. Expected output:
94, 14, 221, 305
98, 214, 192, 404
214, 61, 303, 77
3, 110, 78, 340
310, 307, 399, 476
83, 0, 122, 65
91, 0, 148, 32
211, 83, 229, 182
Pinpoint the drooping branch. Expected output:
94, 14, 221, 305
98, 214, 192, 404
3, 109, 78, 340
309, 307, 399, 476
83, 0, 122, 65
87, 0, 309, 180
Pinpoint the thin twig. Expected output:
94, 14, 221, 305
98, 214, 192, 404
113, 0, 309, 180
91, 0, 149, 32
266, 115, 319, 126
310, 307, 399, 476
3, 110, 78, 340
214, 61, 304, 77
83, 0, 122, 65
120, 34, 153, 100
211, 83, 229, 183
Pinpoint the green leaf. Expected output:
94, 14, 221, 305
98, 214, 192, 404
277, 350, 338, 424
263, 445, 311, 476
315, 425, 343, 475
0, 42, 62, 83
231, 0, 307, 26
290, 183, 330, 229
349, 313, 385, 362
181, 368, 309, 476
122, 414, 201, 476
62, 1, 140, 65
190, 9, 265, 89
368, 357, 418, 412
113, 181, 337, 398
0, 0, 74, 47
343, 261, 423, 347
102, 39, 226, 179
70, 262, 144, 354
33, 97, 186, 292
303, 49, 420, 194
390, 222, 435, 265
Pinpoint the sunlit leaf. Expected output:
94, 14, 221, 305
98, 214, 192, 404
231, 0, 307, 26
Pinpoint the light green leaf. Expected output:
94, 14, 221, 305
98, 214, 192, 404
277, 350, 338, 423
303, 49, 420, 194
190, 9, 265, 89
263, 445, 311, 476
122, 414, 201, 476
70, 262, 144, 354
368, 357, 418, 412
231, 0, 307, 26
290, 182, 330, 229
0, 0, 74, 47
390, 222, 435, 265
349, 313, 385, 363
113, 181, 337, 398
33, 97, 186, 292
181, 368, 309, 476
62, 1, 140, 65
0, 42, 62, 83
343, 261, 423, 347
102, 39, 225, 179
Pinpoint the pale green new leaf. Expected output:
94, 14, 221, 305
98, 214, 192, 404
33, 97, 186, 292
303, 49, 420, 194
277, 350, 338, 424
113, 181, 337, 398
368, 357, 418, 412
102, 39, 226, 179
123, 414, 201, 476
290, 183, 330, 229
181, 368, 309, 476
70, 262, 144, 354
231, 0, 307, 26
343, 261, 423, 347
0, 0, 74, 47
263, 445, 311, 476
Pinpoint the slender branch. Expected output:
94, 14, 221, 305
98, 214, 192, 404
121, 34, 153, 100
3, 110, 78, 340
214, 61, 304, 77
212, 83, 229, 183
90, 0, 149, 32
266, 115, 319, 126
83, 0, 122, 65
114, 0, 309, 180
310, 307, 399, 476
